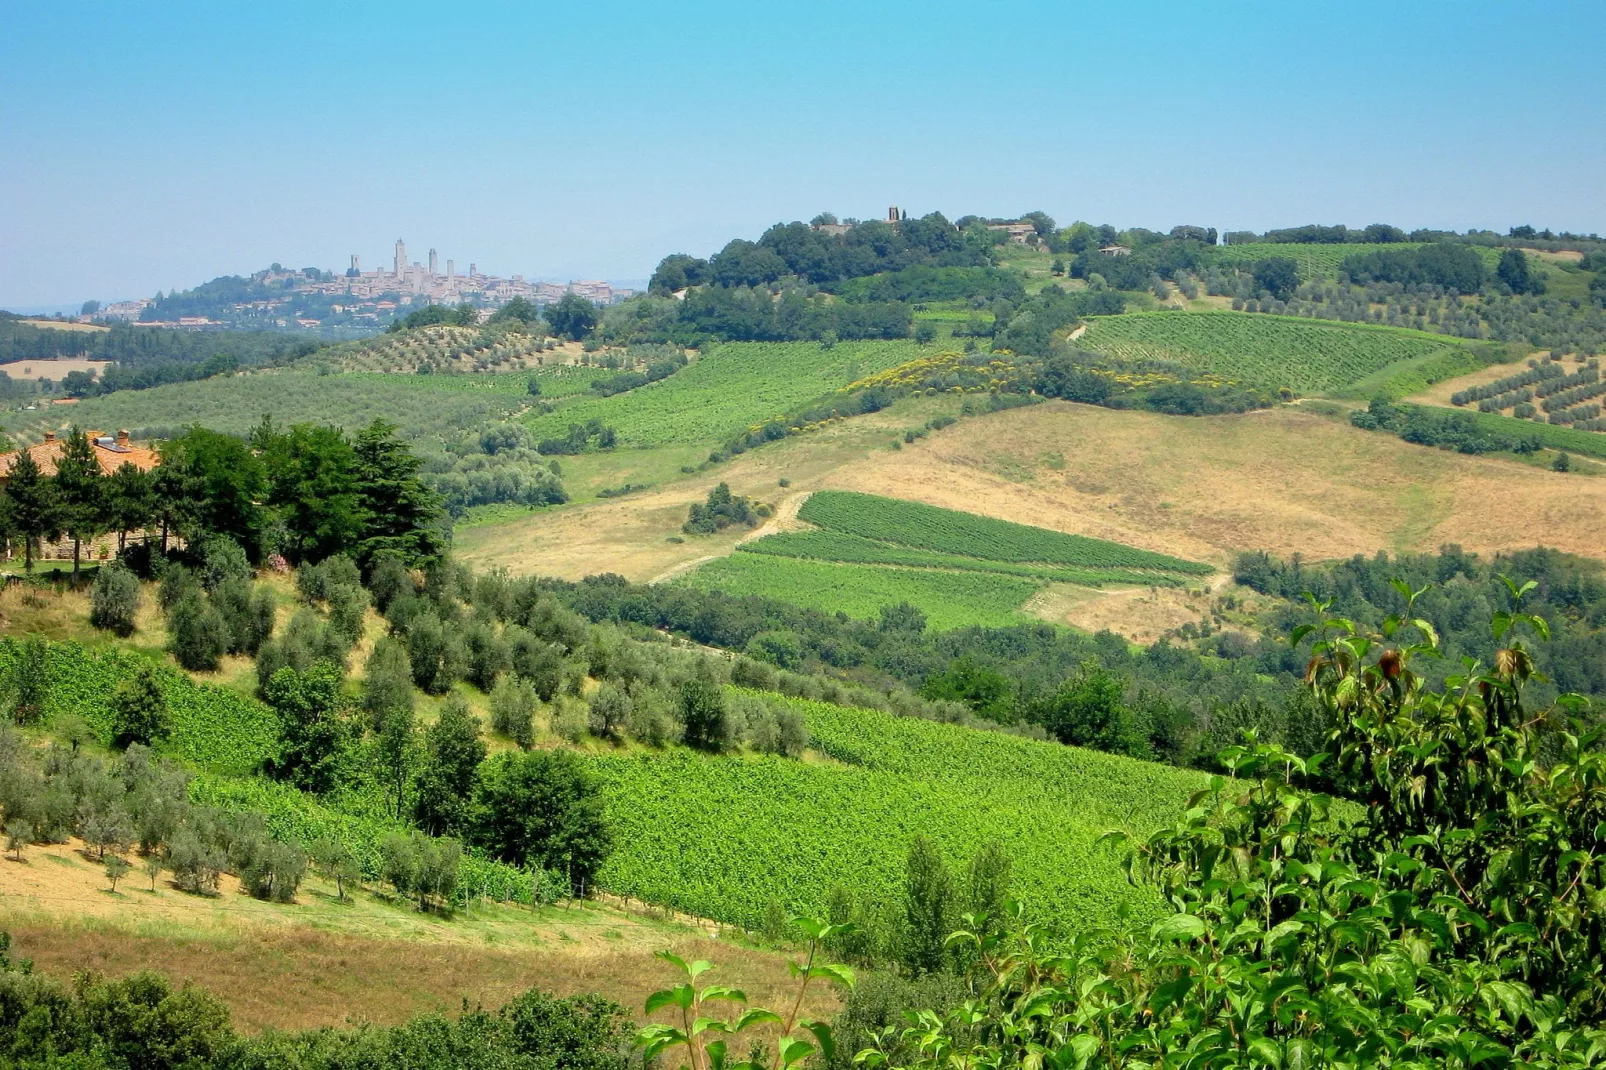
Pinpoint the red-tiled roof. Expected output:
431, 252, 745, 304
0, 430, 161, 480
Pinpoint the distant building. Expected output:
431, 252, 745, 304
394, 238, 407, 276
1099, 244, 1132, 256
813, 222, 852, 237
447, 259, 455, 280
428, 248, 438, 275
987, 221, 1038, 244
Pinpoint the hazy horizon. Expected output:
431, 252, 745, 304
4, 0, 1603, 308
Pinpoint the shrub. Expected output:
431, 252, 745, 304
361, 638, 415, 729
678, 677, 729, 751
90, 562, 142, 637
166, 593, 227, 672
213, 578, 275, 656
325, 582, 370, 645
196, 535, 251, 591
489, 674, 537, 749
470, 750, 612, 894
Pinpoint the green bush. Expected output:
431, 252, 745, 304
166, 592, 227, 672
89, 562, 142, 637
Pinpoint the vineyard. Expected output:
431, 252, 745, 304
520, 339, 923, 448
739, 529, 1177, 587
1080, 311, 1473, 394
683, 492, 1211, 628
590, 694, 1213, 932
796, 491, 1212, 573
1208, 242, 1504, 280
675, 554, 1041, 630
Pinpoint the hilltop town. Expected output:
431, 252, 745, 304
91, 239, 635, 334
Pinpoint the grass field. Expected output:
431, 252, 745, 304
675, 553, 1041, 630
0, 836, 820, 1033
522, 339, 925, 448
1080, 311, 1473, 394
593, 695, 1210, 933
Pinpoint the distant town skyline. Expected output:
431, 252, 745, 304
3, 1, 1603, 308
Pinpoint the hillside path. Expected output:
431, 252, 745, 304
647, 491, 813, 585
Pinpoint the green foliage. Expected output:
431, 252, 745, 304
1, 446, 58, 570
1082, 310, 1473, 394
798, 491, 1210, 574
110, 664, 169, 748
739, 529, 1184, 588
89, 562, 142, 637
1498, 247, 1546, 294
489, 673, 537, 748
413, 695, 485, 835
683, 482, 759, 535
166, 591, 228, 671
470, 750, 612, 894
677, 677, 730, 751
862, 597, 1606, 1068
899, 837, 954, 975
589, 694, 1207, 930
1211, 240, 1503, 281
361, 637, 414, 729
262, 663, 354, 794
548, 293, 599, 340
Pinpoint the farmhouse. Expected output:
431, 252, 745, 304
0, 429, 163, 563
988, 221, 1038, 244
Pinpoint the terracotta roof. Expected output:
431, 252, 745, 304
0, 430, 161, 480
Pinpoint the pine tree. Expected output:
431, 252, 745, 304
53, 427, 106, 575
4, 447, 59, 571
352, 419, 445, 569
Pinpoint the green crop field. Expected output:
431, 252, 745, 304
797, 491, 1212, 574
520, 339, 923, 448
592, 694, 1212, 932
1081, 311, 1472, 394
738, 529, 1175, 587
1208, 242, 1504, 280
675, 553, 1041, 630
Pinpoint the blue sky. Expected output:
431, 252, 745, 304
2, 0, 1602, 308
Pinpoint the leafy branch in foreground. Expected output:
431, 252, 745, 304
635, 918, 855, 1070
849, 580, 1606, 1068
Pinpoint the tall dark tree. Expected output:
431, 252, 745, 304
351, 420, 444, 569
107, 462, 155, 553
157, 427, 265, 554
52, 428, 106, 575
1497, 248, 1545, 295
3, 447, 59, 571
261, 423, 365, 564
546, 293, 598, 341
